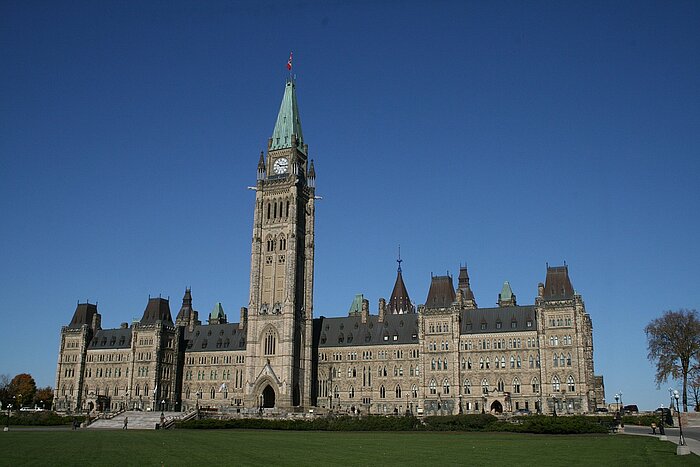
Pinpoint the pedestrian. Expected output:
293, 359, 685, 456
123, 416, 128, 430
651, 422, 657, 434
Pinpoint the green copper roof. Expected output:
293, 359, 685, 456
499, 281, 514, 301
270, 80, 305, 154
348, 294, 364, 315
210, 302, 225, 320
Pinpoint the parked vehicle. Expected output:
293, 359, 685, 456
515, 408, 531, 416
595, 407, 609, 413
622, 404, 639, 415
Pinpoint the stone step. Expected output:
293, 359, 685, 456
88, 411, 182, 430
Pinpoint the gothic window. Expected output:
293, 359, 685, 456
464, 380, 471, 395
380, 385, 386, 398
412, 385, 418, 398
266, 202, 271, 220
279, 235, 286, 250
185, 387, 190, 399
443, 379, 450, 394
513, 378, 521, 394
552, 376, 560, 392
567, 375, 575, 392
486, 357, 490, 369
349, 386, 355, 398
285, 200, 290, 218
501, 356, 506, 368
479, 357, 484, 369
496, 379, 504, 392
395, 385, 402, 398
481, 379, 489, 394
468, 358, 472, 369
510, 355, 515, 368
553, 354, 558, 367
559, 353, 565, 367
429, 379, 437, 395
567, 353, 572, 366
443, 358, 448, 370
264, 329, 276, 355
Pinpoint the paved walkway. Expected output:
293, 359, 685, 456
622, 425, 700, 457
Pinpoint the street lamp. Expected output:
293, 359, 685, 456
5, 404, 12, 431
673, 390, 686, 446
619, 391, 623, 412
161, 399, 166, 412
614, 393, 620, 414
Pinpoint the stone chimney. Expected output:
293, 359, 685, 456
378, 298, 386, 323
240, 306, 248, 329
361, 299, 369, 324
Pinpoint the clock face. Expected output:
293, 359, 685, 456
273, 158, 289, 174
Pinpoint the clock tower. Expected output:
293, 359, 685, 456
244, 78, 316, 411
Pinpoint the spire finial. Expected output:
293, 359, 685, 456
397, 244, 402, 273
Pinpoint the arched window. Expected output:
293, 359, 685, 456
510, 355, 515, 368
464, 379, 471, 395
513, 378, 521, 394
517, 355, 522, 368
135, 384, 140, 396
553, 354, 559, 367
412, 385, 418, 398
481, 379, 489, 394
567, 375, 575, 392
210, 387, 216, 399
552, 376, 560, 392
349, 386, 355, 398
395, 385, 402, 398
264, 328, 276, 355
443, 358, 448, 370
467, 357, 472, 369
429, 379, 437, 395
496, 379, 504, 392
529, 355, 534, 368
560, 353, 566, 367
279, 235, 286, 250
443, 379, 450, 394
479, 357, 484, 369
531, 377, 540, 393
566, 353, 572, 366
185, 387, 190, 399
380, 385, 386, 398
501, 356, 506, 368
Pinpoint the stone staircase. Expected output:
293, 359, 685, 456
88, 411, 184, 430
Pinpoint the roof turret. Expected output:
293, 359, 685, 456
543, 264, 574, 300
425, 274, 456, 309
388, 252, 414, 314
498, 281, 517, 307
209, 302, 227, 324
141, 296, 173, 325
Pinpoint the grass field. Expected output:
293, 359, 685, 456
0, 430, 697, 466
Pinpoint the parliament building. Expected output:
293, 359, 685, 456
54, 78, 605, 417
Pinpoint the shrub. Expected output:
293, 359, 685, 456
422, 414, 497, 432
3, 412, 85, 426
494, 415, 608, 434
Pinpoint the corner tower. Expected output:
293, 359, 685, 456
245, 79, 316, 411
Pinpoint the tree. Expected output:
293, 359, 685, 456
0, 374, 10, 407
690, 370, 700, 412
645, 309, 700, 412
34, 386, 54, 410
8, 373, 37, 408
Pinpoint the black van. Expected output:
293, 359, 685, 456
622, 404, 639, 414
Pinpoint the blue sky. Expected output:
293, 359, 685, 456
1, 0, 698, 410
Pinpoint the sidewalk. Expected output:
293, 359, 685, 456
622, 425, 700, 457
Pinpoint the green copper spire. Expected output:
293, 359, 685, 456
498, 281, 517, 307
270, 79, 306, 154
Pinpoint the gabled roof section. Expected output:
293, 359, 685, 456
140, 297, 173, 325
184, 322, 246, 352
425, 275, 456, 309
388, 269, 413, 314
543, 265, 574, 300
270, 79, 305, 154
68, 303, 98, 329
88, 328, 132, 350
460, 306, 536, 334
314, 314, 419, 348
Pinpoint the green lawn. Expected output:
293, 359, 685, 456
0, 430, 697, 466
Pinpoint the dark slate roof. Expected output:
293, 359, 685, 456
425, 275, 456, 308
88, 328, 132, 349
140, 297, 173, 325
314, 314, 419, 348
388, 269, 413, 314
460, 306, 536, 334
68, 303, 98, 329
184, 323, 246, 352
543, 265, 574, 300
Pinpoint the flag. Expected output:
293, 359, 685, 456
219, 383, 227, 392
287, 52, 293, 71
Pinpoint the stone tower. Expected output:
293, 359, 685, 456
244, 78, 316, 411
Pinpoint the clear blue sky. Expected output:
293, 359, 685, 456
1, 1, 698, 410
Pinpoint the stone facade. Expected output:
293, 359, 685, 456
54, 78, 604, 416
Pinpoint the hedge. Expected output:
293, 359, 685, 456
2, 412, 86, 426
176, 414, 609, 434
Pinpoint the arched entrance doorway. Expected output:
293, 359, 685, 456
490, 400, 503, 414
261, 385, 275, 408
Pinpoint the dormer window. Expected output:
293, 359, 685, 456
496, 321, 502, 329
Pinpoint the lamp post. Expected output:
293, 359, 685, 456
5, 404, 12, 431
614, 393, 620, 414
161, 399, 165, 412
673, 390, 686, 446
619, 391, 623, 413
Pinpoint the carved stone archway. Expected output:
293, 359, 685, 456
261, 385, 276, 408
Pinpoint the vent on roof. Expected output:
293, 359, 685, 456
339, 323, 344, 330
365, 333, 371, 343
